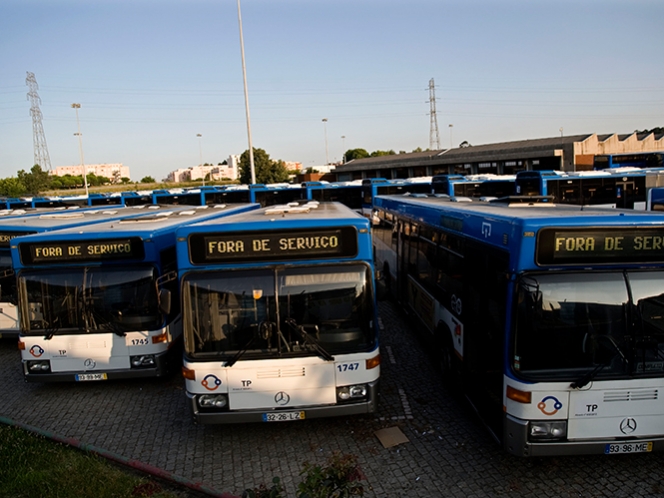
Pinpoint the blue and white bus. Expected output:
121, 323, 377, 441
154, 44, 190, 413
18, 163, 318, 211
515, 169, 664, 210
373, 193, 664, 456
13, 204, 257, 381
360, 177, 432, 216
431, 173, 516, 199
594, 152, 664, 170
177, 201, 380, 424
0, 206, 161, 339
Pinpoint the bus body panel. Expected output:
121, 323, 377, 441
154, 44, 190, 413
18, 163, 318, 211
0, 304, 18, 336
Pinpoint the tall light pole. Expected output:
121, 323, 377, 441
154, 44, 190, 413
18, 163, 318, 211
341, 135, 346, 163
237, 0, 255, 184
448, 124, 454, 149
322, 118, 329, 165
71, 103, 88, 198
197, 133, 205, 186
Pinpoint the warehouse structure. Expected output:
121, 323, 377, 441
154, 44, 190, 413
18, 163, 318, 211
333, 132, 664, 181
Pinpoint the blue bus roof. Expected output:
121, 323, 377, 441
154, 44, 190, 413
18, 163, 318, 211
12, 204, 258, 244
374, 194, 664, 270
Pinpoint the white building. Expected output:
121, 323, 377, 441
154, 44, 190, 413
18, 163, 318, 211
52, 163, 130, 182
166, 155, 240, 183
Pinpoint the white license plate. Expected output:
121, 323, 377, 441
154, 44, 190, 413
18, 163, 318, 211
605, 442, 653, 454
75, 373, 108, 382
262, 411, 305, 422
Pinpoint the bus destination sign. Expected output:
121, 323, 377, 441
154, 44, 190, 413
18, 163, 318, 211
537, 227, 664, 265
0, 231, 36, 249
20, 237, 145, 265
189, 227, 358, 264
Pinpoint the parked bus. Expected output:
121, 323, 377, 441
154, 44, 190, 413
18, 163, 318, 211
0, 206, 162, 339
515, 169, 664, 210
431, 174, 516, 199
373, 193, 664, 456
594, 152, 664, 170
13, 203, 257, 381
177, 201, 380, 424
305, 181, 363, 211
360, 177, 432, 216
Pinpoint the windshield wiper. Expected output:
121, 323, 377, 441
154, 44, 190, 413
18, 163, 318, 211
285, 318, 334, 361
225, 334, 257, 368
571, 335, 628, 389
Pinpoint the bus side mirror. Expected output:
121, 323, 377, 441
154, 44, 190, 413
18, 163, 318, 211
159, 289, 171, 315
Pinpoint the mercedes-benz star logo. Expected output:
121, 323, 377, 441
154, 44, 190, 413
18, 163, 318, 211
84, 358, 96, 369
274, 391, 290, 406
620, 417, 637, 434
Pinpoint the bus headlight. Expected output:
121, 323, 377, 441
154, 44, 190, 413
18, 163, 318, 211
26, 360, 51, 373
337, 384, 368, 402
529, 421, 567, 440
198, 394, 228, 410
130, 355, 155, 368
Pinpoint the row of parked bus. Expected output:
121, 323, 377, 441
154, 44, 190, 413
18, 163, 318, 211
2, 201, 380, 426
10, 166, 664, 215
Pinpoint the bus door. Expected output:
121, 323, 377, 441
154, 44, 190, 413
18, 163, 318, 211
396, 221, 416, 303
461, 243, 509, 440
615, 180, 637, 209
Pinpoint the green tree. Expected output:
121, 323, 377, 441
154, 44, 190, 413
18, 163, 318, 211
17, 165, 51, 195
238, 148, 289, 184
140, 176, 155, 183
344, 149, 370, 161
370, 149, 396, 157
635, 127, 664, 135
0, 177, 27, 197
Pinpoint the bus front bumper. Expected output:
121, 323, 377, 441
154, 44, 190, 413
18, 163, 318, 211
188, 380, 379, 424
505, 414, 664, 457
22, 349, 178, 383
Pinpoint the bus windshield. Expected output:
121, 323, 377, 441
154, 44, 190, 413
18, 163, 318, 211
19, 266, 162, 336
183, 264, 376, 359
514, 271, 664, 381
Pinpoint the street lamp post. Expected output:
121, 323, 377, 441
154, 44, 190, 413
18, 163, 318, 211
237, 0, 255, 184
448, 124, 454, 149
341, 135, 346, 163
197, 133, 204, 186
322, 118, 329, 165
71, 103, 88, 198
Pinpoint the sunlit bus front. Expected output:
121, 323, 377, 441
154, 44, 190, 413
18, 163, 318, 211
18, 266, 179, 381
505, 271, 664, 456
181, 263, 380, 423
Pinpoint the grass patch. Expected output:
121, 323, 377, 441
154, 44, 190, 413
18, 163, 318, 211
0, 425, 181, 498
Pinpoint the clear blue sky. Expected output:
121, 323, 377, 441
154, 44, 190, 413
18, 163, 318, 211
1, 0, 662, 182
